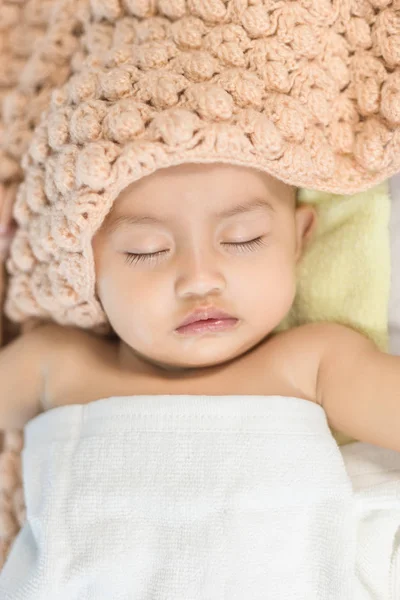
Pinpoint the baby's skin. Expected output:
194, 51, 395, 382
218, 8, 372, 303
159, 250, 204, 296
0, 164, 398, 452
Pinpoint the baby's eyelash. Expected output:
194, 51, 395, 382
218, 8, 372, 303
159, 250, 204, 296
124, 236, 267, 265
125, 249, 168, 265
224, 236, 266, 253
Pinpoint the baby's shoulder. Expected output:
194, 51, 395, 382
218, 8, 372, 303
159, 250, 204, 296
35, 322, 117, 371
24, 322, 115, 383
33, 323, 119, 409
266, 322, 375, 403
0, 322, 116, 429
29, 322, 109, 355
273, 321, 374, 360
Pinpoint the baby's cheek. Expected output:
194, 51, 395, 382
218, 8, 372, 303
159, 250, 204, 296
129, 317, 157, 348
116, 286, 161, 347
267, 260, 296, 307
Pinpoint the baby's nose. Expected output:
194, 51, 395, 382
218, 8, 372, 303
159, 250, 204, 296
175, 249, 225, 298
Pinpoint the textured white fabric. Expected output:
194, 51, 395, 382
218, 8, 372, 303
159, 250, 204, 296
0, 395, 357, 600
340, 442, 400, 600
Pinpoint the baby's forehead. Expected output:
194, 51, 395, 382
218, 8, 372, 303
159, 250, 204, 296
103, 193, 296, 240
111, 166, 296, 212
100, 168, 297, 237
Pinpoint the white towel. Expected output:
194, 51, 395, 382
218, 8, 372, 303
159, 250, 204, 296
0, 395, 357, 600
340, 442, 400, 600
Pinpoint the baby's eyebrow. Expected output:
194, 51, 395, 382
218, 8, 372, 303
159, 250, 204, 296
216, 198, 275, 219
107, 197, 275, 232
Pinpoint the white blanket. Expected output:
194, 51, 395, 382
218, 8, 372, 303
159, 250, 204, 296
341, 442, 400, 600
0, 395, 398, 600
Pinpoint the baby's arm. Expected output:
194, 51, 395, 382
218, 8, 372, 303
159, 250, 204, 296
0, 325, 57, 429
315, 324, 400, 452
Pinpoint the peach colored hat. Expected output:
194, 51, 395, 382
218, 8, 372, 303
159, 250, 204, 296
2, 0, 400, 329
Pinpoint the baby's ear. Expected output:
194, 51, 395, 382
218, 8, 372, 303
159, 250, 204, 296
294, 204, 317, 261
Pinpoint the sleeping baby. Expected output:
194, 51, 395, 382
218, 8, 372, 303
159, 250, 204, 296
0, 160, 399, 452
0, 0, 399, 597
1, 160, 400, 600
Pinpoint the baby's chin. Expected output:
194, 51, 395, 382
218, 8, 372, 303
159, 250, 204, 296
125, 341, 239, 375
142, 342, 261, 374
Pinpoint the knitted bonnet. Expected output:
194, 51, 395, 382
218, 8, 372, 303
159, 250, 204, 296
2, 0, 400, 329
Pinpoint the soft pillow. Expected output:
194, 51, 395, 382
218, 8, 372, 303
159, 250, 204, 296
278, 182, 391, 354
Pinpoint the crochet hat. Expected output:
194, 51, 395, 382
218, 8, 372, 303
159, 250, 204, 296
2, 0, 400, 329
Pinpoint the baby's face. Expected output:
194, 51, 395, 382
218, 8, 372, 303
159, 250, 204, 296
92, 163, 315, 372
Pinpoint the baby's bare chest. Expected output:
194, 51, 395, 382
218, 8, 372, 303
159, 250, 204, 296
46, 334, 316, 410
